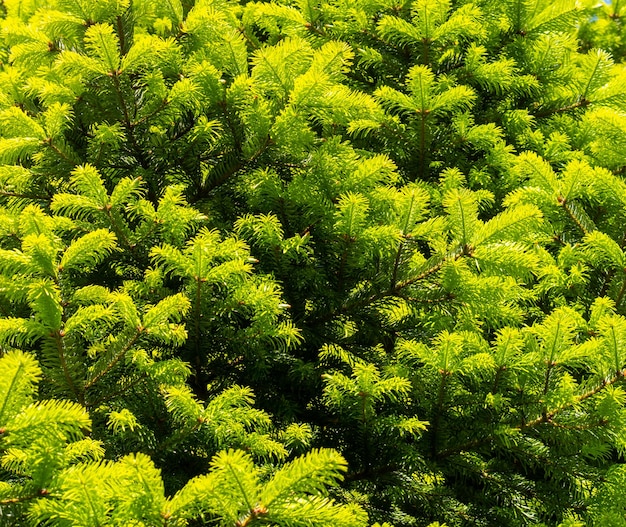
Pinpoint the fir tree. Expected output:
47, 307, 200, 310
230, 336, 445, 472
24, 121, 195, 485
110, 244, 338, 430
2, 0, 626, 526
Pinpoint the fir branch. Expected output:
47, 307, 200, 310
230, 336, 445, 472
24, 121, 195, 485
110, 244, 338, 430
116, 16, 126, 54
392, 245, 466, 291
436, 437, 490, 459
204, 135, 271, 194
45, 138, 78, 167
0, 191, 51, 201
0, 360, 25, 424
541, 361, 554, 420
389, 239, 404, 292
615, 278, 626, 308
103, 208, 135, 253
533, 97, 591, 119
86, 372, 149, 409
227, 462, 255, 512
193, 277, 203, 388
418, 112, 427, 179
547, 418, 608, 431
0, 493, 41, 505
343, 463, 399, 483
438, 371, 626, 459
431, 370, 450, 458
52, 329, 81, 403
110, 72, 148, 170
84, 329, 142, 390
311, 246, 465, 324
558, 197, 593, 235
131, 99, 169, 127
492, 365, 505, 394
520, 370, 626, 431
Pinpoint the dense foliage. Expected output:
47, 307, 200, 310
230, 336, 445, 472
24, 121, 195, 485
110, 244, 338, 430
2, 0, 626, 525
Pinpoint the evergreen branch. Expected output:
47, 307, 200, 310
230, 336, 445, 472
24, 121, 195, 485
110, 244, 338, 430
431, 371, 450, 458
84, 329, 141, 390
620, 226, 626, 250
418, 113, 427, 179
520, 370, 625, 431
154, 420, 204, 455
131, 99, 169, 127
615, 278, 626, 309
393, 245, 466, 291
305, 22, 329, 38
547, 418, 608, 431
116, 15, 126, 54
541, 361, 554, 421
436, 437, 489, 459
86, 372, 148, 409
397, 291, 455, 305
0, 360, 25, 424
533, 97, 590, 119
204, 156, 244, 193
262, 448, 347, 506
0, 191, 51, 201
343, 463, 399, 483
438, 371, 626, 459
204, 135, 271, 194
76, 471, 103, 524
103, 208, 135, 253
559, 197, 593, 235
219, 100, 243, 153
492, 365, 505, 394
0, 493, 41, 505
389, 239, 405, 292
193, 278, 203, 389
225, 458, 255, 512
580, 50, 604, 101
45, 138, 78, 167
52, 330, 80, 403
237, 25, 260, 51
311, 246, 464, 324
110, 72, 148, 170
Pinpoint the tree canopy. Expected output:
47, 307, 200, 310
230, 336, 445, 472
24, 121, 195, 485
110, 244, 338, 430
2, 0, 626, 525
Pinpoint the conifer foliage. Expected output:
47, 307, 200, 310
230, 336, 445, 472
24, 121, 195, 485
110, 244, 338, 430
2, 0, 626, 525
